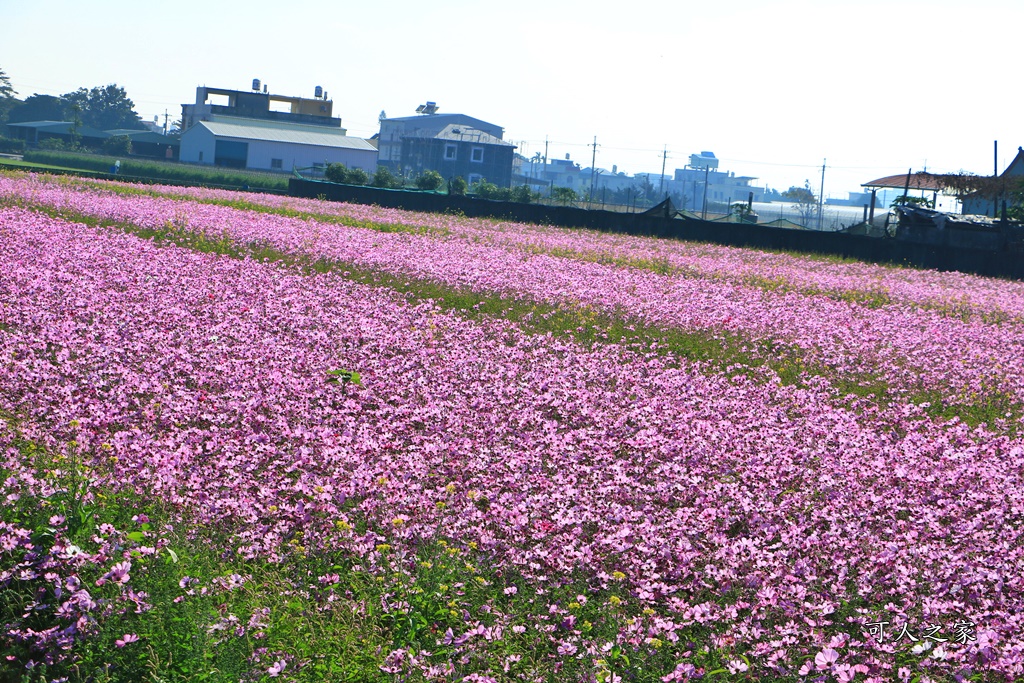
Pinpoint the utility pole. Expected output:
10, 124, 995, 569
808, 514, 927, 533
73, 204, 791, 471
589, 136, 598, 208
701, 165, 710, 220
817, 158, 826, 230
659, 145, 668, 198
994, 140, 1000, 219
163, 109, 170, 136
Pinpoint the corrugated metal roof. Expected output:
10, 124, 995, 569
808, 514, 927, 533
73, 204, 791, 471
7, 120, 110, 138
196, 121, 376, 150
433, 124, 511, 146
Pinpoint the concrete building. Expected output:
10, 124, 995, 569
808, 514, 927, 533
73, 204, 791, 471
181, 84, 344, 132
672, 157, 766, 212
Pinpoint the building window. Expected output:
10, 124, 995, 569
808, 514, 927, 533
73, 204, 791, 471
198, 151, 204, 162
468, 173, 483, 186
471, 147, 484, 163
444, 144, 457, 161
271, 158, 283, 170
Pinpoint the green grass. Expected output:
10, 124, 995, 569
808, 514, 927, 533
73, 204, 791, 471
0, 158, 98, 173
20, 150, 290, 193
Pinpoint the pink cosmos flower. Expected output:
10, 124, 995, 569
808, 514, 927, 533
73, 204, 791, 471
815, 647, 840, 670
109, 561, 131, 584
115, 633, 138, 647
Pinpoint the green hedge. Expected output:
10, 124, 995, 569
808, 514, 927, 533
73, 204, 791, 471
22, 150, 290, 192
0, 135, 25, 154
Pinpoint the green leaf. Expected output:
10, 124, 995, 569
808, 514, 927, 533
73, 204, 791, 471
165, 547, 179, 563
326, 368, 362, 386
127, 531, 145, 542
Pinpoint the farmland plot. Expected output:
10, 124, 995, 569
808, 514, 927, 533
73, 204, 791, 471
1, 173, 1023, 682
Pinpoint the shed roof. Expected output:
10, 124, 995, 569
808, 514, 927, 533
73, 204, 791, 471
861, 172, 947, 191
6, 120, 111, 139
432, 124, 512, 146
193, 121, 376, 150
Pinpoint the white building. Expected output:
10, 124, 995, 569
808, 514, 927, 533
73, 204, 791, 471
179, 120, 377, 174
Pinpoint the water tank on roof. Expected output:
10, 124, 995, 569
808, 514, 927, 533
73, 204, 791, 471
315, 85, 323, 99
252, 78, 261, 92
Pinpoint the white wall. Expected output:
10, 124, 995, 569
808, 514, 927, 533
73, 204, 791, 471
244, 139, 377, 173
178, 128, 378, 173
179, 125, 216, 164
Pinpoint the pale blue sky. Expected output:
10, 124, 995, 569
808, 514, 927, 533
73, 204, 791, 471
2, 0, 1021, 195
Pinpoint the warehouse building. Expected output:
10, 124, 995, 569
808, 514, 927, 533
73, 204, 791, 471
179, 120, 376, 173
178, 82, 376, 174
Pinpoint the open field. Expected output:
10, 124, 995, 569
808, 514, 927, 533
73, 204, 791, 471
0, 157, 95, 173
19, 151, 291, 193
2, 172, 1023, 682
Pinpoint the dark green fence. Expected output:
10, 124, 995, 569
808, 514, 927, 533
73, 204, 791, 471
290, 177, 1024, 280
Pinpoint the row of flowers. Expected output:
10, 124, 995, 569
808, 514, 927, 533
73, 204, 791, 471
4, 174, 1023, 421
99, 177, 1024, 320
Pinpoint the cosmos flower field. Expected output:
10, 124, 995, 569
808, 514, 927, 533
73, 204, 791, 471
2, 172, 1023, 682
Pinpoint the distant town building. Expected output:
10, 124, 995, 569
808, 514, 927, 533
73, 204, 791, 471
672, 153, 765, 211
378, 104, 513, 185
399, 124, 515, 187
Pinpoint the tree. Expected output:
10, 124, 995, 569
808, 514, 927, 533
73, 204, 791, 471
731, 202, 754, 221
782, 181, 818, 226
346, 168, 369, 186
60, 84, 144, 131
473, 180, 505, 199
0, 67, 17, 125
511, 184, 534, 204
551, 186, 578, 206
0, 67, 14, 100
890, 195, 933, 209
371, 167, 402, 189
7, 94, 65, 124
921, 170, 1024, 219
103, 134, 132, 156
325, 163, 368, 185
449, 176, 468, 196
415, 170, 444, 191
